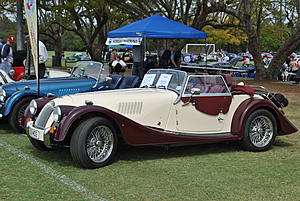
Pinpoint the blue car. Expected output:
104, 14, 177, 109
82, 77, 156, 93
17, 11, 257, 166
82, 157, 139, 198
0, 61, 139, 133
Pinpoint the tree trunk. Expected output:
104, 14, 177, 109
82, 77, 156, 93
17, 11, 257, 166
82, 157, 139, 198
268, 27, 300, 79
53, 36, 62, 66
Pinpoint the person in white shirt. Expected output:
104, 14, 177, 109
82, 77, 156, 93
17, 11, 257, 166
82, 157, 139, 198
1, 36, 15, 65
38, 41, 48, 78
111, 55, 126, 75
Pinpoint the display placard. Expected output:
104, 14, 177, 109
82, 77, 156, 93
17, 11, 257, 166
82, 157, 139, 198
156, 74, 172, 88
140, 74, 156, 87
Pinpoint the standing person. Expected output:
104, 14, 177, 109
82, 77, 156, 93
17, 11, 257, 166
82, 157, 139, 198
0, 39, 3, 63
169, 46, 177, 68
144, 56, 155, 74
290, 57, 300, 84
281, 63, 289, 82
1, 35, 15, 65
109, 49, 117, 74
173, 50, 182, 68
38, 41, 48, 78
159, 48, 171, 68
61, 51, 65, 61
110, 49, 117, 62
0, 39, 3, 52
132, 45, 144, 79
245, 57, 250, 66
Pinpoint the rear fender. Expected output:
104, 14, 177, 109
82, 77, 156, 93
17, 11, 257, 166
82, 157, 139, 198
2, 90, 38, 116
231, 98, 298, 138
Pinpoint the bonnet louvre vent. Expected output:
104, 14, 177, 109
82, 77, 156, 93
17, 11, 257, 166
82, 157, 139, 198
118, 102, 143, 115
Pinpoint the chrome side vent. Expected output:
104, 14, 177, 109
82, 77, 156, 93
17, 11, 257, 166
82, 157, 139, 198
118, 102, 143, 115
58, 88, 80, 96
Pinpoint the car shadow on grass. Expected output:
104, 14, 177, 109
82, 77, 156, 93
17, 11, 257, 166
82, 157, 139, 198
24, 141, 241, 168
273, 139, 294, 147
114, 141, 241, 163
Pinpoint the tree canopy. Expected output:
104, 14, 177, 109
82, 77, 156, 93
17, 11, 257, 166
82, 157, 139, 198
1, 0, 300, 79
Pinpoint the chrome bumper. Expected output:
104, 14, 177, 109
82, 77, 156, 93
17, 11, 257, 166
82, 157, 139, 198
27, 123, 52, 148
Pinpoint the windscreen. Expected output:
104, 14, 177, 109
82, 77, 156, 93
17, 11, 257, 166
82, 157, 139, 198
140, 69, 187, 94
71, 61, 107, 81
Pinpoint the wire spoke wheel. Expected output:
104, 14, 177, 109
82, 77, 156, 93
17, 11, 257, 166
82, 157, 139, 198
17, 104, 27, 125
70, 117, 118, 168
86, 125, 114, 163
249, 115, 274, 147
241, 109, 277, 152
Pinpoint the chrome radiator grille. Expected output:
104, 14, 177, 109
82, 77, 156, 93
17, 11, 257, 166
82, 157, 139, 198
35, 102, 54, 129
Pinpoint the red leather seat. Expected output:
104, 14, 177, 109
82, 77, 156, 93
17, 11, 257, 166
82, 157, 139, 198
221, 74, 233, 87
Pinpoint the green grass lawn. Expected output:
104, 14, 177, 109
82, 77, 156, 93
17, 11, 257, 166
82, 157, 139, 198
0, 81, 299, 201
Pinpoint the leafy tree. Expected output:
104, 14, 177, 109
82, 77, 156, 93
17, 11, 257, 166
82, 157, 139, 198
51, 0, 109, 61
0, 12, 17, 41
62, 31, 85, 51
260, 24, 290, 51
204, 26, 248, 51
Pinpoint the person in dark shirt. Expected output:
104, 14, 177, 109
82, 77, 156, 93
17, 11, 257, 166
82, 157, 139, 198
144, 56, 156, 74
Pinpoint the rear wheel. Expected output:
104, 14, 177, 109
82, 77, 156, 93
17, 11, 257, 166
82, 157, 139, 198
8, 97, 33, 133
241, 109, 277, 151
70, 117, 118, 169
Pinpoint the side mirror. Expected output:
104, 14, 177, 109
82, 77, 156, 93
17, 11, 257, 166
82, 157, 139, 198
105, 77, 112, 82
191, 88, 201, 95
67, 68, 72, 73
9, 69, 15, 77
182, 88, 200, 107
80, 67, 85, 76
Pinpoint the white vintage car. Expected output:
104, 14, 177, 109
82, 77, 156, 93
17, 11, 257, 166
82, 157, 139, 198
25, 69, 298, 168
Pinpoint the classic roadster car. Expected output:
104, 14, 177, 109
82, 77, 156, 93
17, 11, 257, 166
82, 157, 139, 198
0, 62, 70, 85
0, 61, 139, 133
26, 69, 297, 169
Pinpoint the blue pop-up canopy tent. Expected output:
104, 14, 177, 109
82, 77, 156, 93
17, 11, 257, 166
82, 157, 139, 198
108, 14, 207, 39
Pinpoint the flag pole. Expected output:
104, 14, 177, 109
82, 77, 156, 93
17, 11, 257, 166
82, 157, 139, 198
36, 0, 40, 97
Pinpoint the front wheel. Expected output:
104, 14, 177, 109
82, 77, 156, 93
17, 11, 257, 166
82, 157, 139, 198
241, 109, 277, 152
70, 117, 118, 169
8, 97, 33, 133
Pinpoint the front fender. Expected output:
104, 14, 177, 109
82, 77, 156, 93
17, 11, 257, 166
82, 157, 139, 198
54, 105, 119, 142
231, 98, 298, 139
1, 90, 38, 116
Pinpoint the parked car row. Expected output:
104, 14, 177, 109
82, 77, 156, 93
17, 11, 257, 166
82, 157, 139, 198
65, 53, 91, 62
0, 61, 139, 133
0, 64, 297, 169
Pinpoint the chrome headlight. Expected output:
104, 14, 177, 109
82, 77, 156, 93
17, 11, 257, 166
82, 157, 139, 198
0, 87, 6, 102
29, 100, 38, 115
53, 106, 62, 123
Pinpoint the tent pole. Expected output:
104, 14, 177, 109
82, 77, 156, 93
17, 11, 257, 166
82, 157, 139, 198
205, 39, 207, 67
144, 36, 147, 59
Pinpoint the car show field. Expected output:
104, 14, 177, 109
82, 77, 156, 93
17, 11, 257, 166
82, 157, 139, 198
0, 79, 299, 201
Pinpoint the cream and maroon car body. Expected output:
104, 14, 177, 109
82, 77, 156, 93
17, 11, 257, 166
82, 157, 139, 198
25, 69, 298, 168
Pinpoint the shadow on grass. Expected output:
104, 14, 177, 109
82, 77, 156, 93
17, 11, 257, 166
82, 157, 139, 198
273, 139, 294, 147
114, 141, 241, 163
24, 140, 241, 168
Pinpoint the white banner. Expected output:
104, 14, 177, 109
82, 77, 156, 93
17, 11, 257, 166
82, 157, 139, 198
24, 0, 39, 80
105, 37, 143, 46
